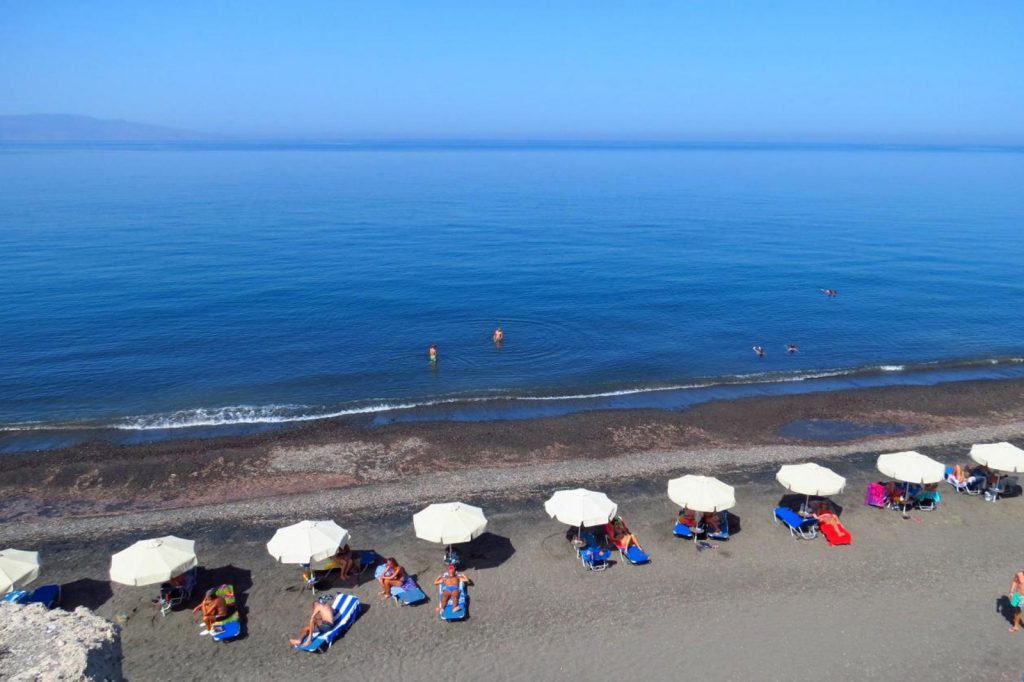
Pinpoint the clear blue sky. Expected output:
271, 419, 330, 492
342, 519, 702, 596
2, 1, 1022, 141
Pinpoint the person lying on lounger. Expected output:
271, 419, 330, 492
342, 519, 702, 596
433, 564, 469, 613
378, 557, 406, 598
607, 516, 645, 551
192, 588, 230, 634
289, 596, 335, 647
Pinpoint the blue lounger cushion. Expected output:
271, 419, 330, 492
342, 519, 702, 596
296, 593, 361, 652
439, 583, 467, 621
623, 545, 650, 564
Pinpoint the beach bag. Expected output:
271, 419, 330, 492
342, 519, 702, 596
865, 482, 886, 508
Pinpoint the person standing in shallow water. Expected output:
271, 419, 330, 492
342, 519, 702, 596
492, 327, 504, 345
428, 344, 438, 364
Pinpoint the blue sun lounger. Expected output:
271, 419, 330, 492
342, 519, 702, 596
207, 585, 241, 642
774, 506, 818, 540
438, 581, 468, 621
295, 593, 361, 653
2, 584, 61, 609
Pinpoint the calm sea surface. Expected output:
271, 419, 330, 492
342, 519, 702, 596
1, 143, 1023, 449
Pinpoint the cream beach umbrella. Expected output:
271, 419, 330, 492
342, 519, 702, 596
667, 475, 736, 513
414, 502, 487, 545
876, 451, 946, 513
970, 442, 1024, 474
544, 489, 617, 541
0, 549, 41, 594
267, 520, 350, 565
414, 502, 487, 563
110, 536, 197, 586
776, 463, 846, 512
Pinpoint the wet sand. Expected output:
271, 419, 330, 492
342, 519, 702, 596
2, 379, 1024, 680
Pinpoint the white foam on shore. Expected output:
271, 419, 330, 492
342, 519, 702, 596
3, 356, 1023, 433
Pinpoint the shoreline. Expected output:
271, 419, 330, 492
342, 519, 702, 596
1, 376, 1023, 535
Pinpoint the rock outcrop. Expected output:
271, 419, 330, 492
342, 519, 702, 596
0, 602, 122, 681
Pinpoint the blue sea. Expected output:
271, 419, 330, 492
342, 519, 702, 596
2, 142, 1023, 452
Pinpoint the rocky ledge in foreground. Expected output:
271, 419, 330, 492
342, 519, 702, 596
0, 602, 123, 681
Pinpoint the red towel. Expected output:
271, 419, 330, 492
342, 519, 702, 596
818, 515, 852, 546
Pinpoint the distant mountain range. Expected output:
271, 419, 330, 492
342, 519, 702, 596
0, 114, 211, 141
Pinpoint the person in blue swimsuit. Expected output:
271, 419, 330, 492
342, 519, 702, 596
433, 564, 468, 613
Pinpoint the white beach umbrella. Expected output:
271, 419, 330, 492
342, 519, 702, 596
110, 536, 197, 587
544, 489, 617, 528
413, 502, 488, 545
970, 442, 1024, 473
667, 475, 736, 513
876, 451, 945, 484
776, 463, 846, 508
0, 549, 41, 594
267, 520, 350, 565
876, 451, 946, 514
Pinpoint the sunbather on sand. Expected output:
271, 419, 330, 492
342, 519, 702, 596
378, 557, 406, 598
289, 598, 335, 647
608, 516, 644, 551
433, 564, 469, 613
1008, 570, 1024, 633
812, 509, 849, 539
192, 588, 229, 634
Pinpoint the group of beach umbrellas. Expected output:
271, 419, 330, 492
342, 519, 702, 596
264, 502, 490, 570
4, 444, 1023, 600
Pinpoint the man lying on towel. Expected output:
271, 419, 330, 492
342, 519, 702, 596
433, 564, 469, 613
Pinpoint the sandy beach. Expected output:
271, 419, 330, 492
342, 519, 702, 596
2, 379, 1024, 681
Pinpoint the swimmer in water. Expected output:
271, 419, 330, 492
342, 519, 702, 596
429, 344, 438, 363
820, 288, 839, 298
492, 327, 504, 344
787, 344, 798, 354
753, 346, 765, 357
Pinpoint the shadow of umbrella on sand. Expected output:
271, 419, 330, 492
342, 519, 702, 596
60, 578, 114, 611
458, 532, 515, 570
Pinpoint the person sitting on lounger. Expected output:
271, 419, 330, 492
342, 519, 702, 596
289, 596, 335, 647
330, 544, 355, 580
701, 512, 723, 535
378, 557, 406, 598
677, 509, 698, 529
433, 564, 469, 613
607, 516, 644, 551
192, 588, 230, 634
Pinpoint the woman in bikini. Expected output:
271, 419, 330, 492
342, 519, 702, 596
433, 564, 468, 613
608, 516, 644, 551
378, 557, 406, 598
